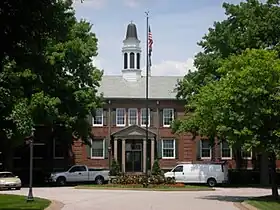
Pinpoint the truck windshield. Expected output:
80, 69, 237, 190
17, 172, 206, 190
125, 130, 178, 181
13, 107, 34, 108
69, 166, 87, 173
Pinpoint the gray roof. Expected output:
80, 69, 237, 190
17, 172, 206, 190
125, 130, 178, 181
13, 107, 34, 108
98, 75, 183, 99
125, 23, 139, 40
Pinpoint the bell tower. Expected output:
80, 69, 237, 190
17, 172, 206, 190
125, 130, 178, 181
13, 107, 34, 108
122, 22, 142, 82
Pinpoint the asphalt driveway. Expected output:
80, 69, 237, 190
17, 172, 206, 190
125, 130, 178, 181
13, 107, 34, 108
0, 187, 276, 210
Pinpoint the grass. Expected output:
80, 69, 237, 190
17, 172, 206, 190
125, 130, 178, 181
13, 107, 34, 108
0, 194, 51, 210
75, 184, 214, 191
245, 196, 280, 210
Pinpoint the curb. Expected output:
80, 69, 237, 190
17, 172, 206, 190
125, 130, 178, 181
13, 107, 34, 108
234, 202, 259, 210
45, 200, 64, 210
75, 186, 215, 191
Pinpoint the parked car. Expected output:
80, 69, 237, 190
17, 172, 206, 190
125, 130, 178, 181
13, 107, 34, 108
46, 165, 110, 186
164, 162, 229, 187
0, 171, 22, 190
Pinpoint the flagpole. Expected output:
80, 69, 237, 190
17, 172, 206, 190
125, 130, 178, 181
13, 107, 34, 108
145, 11, 149, 175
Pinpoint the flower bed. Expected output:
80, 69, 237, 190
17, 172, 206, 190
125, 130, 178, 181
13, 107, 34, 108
75, 183, 213, 191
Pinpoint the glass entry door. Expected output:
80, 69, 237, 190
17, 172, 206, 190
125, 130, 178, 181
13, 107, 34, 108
125, 142, 142, 172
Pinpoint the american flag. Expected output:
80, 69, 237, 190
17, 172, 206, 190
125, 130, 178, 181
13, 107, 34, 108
148, 26, 153, 66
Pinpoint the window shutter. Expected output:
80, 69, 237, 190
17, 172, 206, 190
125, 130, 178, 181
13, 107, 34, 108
159, 109, 163, 127
151, 110, 157, 127
87, 114, 93, 126
103, 109, 107, 126
149, 109, 153, 127
173, 109, 177, 120
86, 143, 92, 159
157, 139, 162, 159
111, 109, 116, 126
196, 140, 201, 160
104, 138, 108, 159
175, 139, 179, 159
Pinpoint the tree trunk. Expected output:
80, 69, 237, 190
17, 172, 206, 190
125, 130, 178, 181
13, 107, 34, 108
270, 153, 279, 199
260, 152, 269, 185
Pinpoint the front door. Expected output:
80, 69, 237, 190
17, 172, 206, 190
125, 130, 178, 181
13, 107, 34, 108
125, 142, 142, 172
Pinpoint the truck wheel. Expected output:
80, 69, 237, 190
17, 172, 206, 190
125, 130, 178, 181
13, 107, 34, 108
95, 176, 104, 185
56, 177, 66, 186
207, 178, 217, 187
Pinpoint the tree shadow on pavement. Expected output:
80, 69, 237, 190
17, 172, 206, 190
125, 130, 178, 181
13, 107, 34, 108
197, 195, 252, 203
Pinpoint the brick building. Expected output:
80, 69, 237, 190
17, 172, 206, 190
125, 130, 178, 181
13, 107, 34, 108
72, 22, 277, 173
8, 22, 279, 180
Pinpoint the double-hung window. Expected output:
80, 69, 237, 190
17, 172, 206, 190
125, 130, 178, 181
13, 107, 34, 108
162, 139, 175, 159
163, 108, 174, 127
92, 108, 103, 126
221, 141, 232, 159
53, 138, 64, 159
140, 108, 150, 127
91, 139, 105, 159
116, 108, 126, 126
200, 140, 211, 159
128, 108, 138, 125
241, 150, 252, 159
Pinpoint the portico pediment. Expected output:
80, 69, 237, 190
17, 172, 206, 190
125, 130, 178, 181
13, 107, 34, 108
111, 125, 156, 138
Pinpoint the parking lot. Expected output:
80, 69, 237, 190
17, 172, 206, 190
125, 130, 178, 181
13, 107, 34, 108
0, 187, 276, 210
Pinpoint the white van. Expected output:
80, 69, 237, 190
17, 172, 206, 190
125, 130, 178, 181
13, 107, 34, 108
164, 162, 228, 187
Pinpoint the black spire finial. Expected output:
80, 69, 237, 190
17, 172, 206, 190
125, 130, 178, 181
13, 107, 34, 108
125, 22, 138, 40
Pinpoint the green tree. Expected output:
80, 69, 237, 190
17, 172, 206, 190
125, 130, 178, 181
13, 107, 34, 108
177, 0, 280, 101
109, 158, 121, 176
175, 49, 280, 198
151, 159, 163, 176
175, 0, 280, 185
0, 1, 103, 169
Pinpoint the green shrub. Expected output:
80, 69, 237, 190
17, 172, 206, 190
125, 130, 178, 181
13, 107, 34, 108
151, 159, 163, 176
109, 158, 120, 176
111, 174, 175, 186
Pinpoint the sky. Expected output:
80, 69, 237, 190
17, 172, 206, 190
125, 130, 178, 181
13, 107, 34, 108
73, 0, 246, 76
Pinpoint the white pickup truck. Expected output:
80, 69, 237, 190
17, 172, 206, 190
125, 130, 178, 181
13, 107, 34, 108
46, 165, 110, 186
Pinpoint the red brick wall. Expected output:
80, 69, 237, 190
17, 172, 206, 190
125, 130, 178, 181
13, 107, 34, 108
71, 98, 280, 170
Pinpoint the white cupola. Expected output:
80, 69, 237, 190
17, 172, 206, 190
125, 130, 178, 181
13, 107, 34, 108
121, 22, 142, 82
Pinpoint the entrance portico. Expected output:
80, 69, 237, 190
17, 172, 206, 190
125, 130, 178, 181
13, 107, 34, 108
111, 125, 156, 173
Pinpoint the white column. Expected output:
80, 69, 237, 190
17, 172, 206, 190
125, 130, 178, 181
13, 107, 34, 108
151, 139, 155, 168
122, 139, 126, 172
114, 139, 118, 160
143, 138, 147, 173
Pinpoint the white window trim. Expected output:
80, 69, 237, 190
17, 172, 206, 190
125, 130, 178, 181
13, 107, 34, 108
92, 108, 103, 127
116, 108, 126, 127
163, 108, 174, 127
140, 108, 150, 127
200, 140, 212, 160
220, 142, 232, 160
53, 138, 64, 160
128, 108, 138, 126
241, 150, 252, 160
162, 139, 176, 159
91, 139, 105, 159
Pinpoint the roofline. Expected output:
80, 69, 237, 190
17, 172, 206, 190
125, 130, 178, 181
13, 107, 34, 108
104, 97, 182, 101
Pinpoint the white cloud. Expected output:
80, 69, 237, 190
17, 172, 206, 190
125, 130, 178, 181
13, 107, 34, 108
73, 0, 107, 9
123, 0, 140, 8
151, 58, 196, 76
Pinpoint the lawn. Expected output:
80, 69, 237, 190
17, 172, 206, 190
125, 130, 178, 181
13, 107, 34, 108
245, 196, 280, 210
0, 194, 50, 210
75, 184, 214, 191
